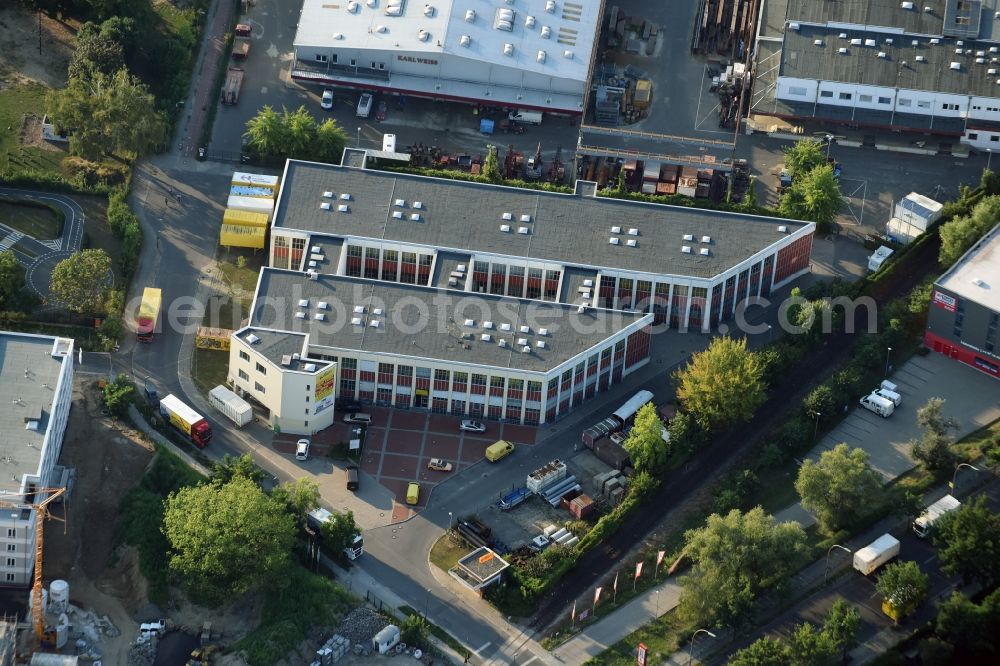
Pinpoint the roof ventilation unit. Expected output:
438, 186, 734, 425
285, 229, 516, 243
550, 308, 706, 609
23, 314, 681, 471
912, 39, 919, 46
424, 4, 435, 17
814, 39, 823, 46
564, 50, 574, 59
298, 299, 309, 308
956, 48, 964, 54
395, 198, 406, 207
536, 340, 547, 350
246, 333, 260, 344
484, 321, 493, 329
338, 204, 349, 212
385, 0, 403, 17
340, 193, 351, 200
972, 277, 986, 287
498, 338, 506, 348
681, 245, 692, 253
333, 32, 344, 40
494, 8, 514, 31
465, 9, 475, 22
992, 47, 999, 53
609, 237, 621, 245
280, 355, 292, 366
369, 320, 381, 328
366, 0, 375, 6
410, 213, 421, 221
392, 211, 403, 219
700, 248, 710, 256
885, 38, 893, 44
541, 25, 551, 38
303, 363, 317, 372
877, 51, 887, 58
951, 61, 961, 70
539, 327, 548, 336
865, 39, 876, 47
915, 54, 926, 61
901, 1, 913, 8
977, 57, 986, 64
536, 50, 546, 63
481, 333, 492, 342
683, 233, 694, 241
376, 24, 387, 33
295, 311, 306, 319
307, 269, 318, 280
958, 40, 964, 45
500, 224, 511, 232
417, 29, 430, 42
373, 308, 383, 315
930, 38, 940, 44
517, 337, 528, 346
850, 38, 862, 45
502, 212, 513, 220
500, 322, 512, 331
838, 47, 848, 54
628, 227, 639, 235
503, 43, 514, 56
526, 14, 536, 28
351, 317, 362, 326
978, 50, 986, 57
520, 214, 531, 223
354, 305, 365, 313
522, 345, 531, 353
701, 235, 711, 243
464, 318, 475, 327
314, 313, 326, 321
789, 22, 800, 30
839, 32, 848, 39
347, 0, 359, 12
413, 201, 423, 209
518, 226, 529, 234
321, 202, 332, 210
545, 0, 556, 13
520, 325, 530, 334
626, 239, 638, 247
323, 191, 333, 198
318, 301, 329, 309
778, 225, 789, 233
990, 68, 997, 74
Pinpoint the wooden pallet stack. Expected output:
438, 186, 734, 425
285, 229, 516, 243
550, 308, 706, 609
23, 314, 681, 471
692, 0, 759, 57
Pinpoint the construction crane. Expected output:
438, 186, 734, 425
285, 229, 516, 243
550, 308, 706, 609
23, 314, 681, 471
0, 487, 65, 644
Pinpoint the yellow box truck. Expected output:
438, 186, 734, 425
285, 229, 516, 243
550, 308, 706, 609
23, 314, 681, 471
485, 440, 515, 462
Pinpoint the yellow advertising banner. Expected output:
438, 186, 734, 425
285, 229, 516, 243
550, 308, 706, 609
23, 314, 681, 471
314, 365, 336, 413
196, 327, 233, 351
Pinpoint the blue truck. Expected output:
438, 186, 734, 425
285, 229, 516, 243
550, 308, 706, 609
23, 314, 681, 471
496, 487, 531, 511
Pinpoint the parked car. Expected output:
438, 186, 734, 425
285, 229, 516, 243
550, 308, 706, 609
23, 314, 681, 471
295, 439, 310, 461
376, 99, 387, 121
406, 482, 420, 505
427, 458, 454, 472
344, 412, 372, 424
321, 88, 334, 110
460, 419, 486, 433
356, 92, 373, 118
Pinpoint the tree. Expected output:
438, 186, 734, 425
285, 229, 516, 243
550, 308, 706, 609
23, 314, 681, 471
779, 165, 843, 235
68, 22, 125, 80
875, 561, 929, 624
729, 600, 860, 665
729, 636, 789, 666
939, 195, 1000, 266
910, 397, 958, 470
47, 68, 167, 159
622, 402, 668, 472
163, 476, 296, 606
679, 507, 809, 627
48, 249, 112, 313
933, 495, 1000, 586
802, 384, 838, 424
934, 591, 995, 656
401, 613, 428, 647
319, 510, 359, 559
675, 336, 767, 433
284, 105, 318, 157
243, 106, 286, 157
314, 118, 347, 162
823, 599, 861, 661
482, 144, 502, 183
102, 373, 134, 417
783, 139, 828, 180
0, 250, 26, 310
741, 175, 758, 209
665, 410, 704, 457
786, 622, 838, 665
210, 453, 266, 486
795, 444, 883, 534
272, 477, 321, 522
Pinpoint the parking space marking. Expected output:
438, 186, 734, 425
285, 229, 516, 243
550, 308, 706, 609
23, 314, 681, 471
473, 642, 492, 657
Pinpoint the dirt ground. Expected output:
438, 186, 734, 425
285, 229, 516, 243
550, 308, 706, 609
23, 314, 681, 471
0, 5, 75, 88
42, 379, 157, 664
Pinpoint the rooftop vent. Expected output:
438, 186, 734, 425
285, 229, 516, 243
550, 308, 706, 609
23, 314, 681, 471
536, 340, 546, 349
536, 49, 546, 63
916, 54, 926, 61
978, 50, 986, 57
246, 333, 260, 344
526, 14, 536, 28
977, 57, 986, 64
338, 204, 349, 212
972, 277, 986, 287
626, 239, 638, 247
865, 39, 876, 47
340, 193, 351, 200
958, 40, 965, 46
886, 38, 893, 44
500, 224, 511, 232
481, 333, 492, 342
304, 363, 317, 372
611, 225, 622, 233
464, 318, 475, 327
520, 214, 531, 223
628, 227, 639, 235
517, 337, 528, 346
930, 38, 940, 44
518, 226, 529, 234
503, 43, 514, 56
410, 213, 421, 221
366, 0, 375, 6
992, 47, 999, 53
850, 38, 862, 45
333, 32, 344, 39
839, 32, 848, 39
814, 39, 823, 46
683, 233, 694, 241
314, 313, 326, 321
281, 355, 292, 366
423, 4, 435, 17
465, 9, 475, 22
295, 311, 307, 319
545, 0, 556, 13
789, 22, 800, 31
901, 1, 914, 8
354, 305, 365, 313
956, 48, 964, 54
877, 51, 887, 58
541, 25, 551, 38
484, 321, 493, 329
522, 345, 531, 353
417, 29, 430, 42
321, 202, 332, 210
373, 308, 383, 315
376, 24, 387, 33
500, 322, 511, 331
778, 225, 789, 233
385, 0, 403, 17
348, 0, 359, 12
681, 245, 692, 253
392, 210, 403, 219
700, 247, 710, 256
951, 61, 961, 70
838, 47, 849, 54
539, 327, 549, 335
564, 49, 574, 59
519, 325, 530, 334
414, 201, 423, 209
989, 68, 997, 74
395, 198, 406, 207
369, 320, 381, 328
299, 299, 309, 308
351, 317, 363, 326
323, 191, 333, 198
502, 212, 513, 220
494, 7, 514, 31
912, 39, 919, 46
609, 237, 620, 245
318, 301, 329, 309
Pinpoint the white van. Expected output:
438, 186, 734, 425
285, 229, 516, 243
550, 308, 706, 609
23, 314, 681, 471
508, 109, 543, 125
859, 392, 894, 418
356, 92, 373, 118
880, 379, 898, 393
877, 387, 902, 407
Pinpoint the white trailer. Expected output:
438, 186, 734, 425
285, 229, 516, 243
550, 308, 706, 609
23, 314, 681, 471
208, 385, 253, 427
913, 495, 961, 537
853, 533, 900, 575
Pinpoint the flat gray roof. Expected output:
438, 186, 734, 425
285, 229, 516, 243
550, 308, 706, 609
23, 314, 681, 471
273, 160, 810, 280
781, 23, 1000, 98
0, 333, 69, 494
250, 269, 648, 374
785, 0, 955, 36
239, 327, 328, 372
937, 221, 1000, 312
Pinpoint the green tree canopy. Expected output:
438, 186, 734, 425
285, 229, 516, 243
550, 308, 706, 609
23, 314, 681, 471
939, 195, 1000, 266
210, 453, 266, 486
795, 443, 884, 534
933, 495, 1000, 586
68, 21, 125, 80
622, 402, 668, 472
675, 336, 767, 433
272, 477, 321, 523
779, 164, 843, 235
728, 599, 860, 665
243, 105, 347, 163
783, 139, 828, 180
483, 144, 502, 183
49, 248, 112, 314
875, 560, 929, 623
909, 397, 959, 470
0, 250, 26, 311
824, 598, 861, 661
934, 591, 997, 657
163, 476, 296, 607
679, 507, 809, 627
319, 510, 360, 559
102, 373, 134, 417
729, 636, 789, 666
47, 68, 167, 159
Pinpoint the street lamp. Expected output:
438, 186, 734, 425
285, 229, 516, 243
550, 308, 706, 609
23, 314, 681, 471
823, 133, 834, 158
988, 149, 993, 172
448, 511, 454, 531
356, 126, 361, 148
812, 411, 822, 442
884, 347, 893, 378
653, 589, 660, 619
423, 587, 432, 618
766, 324, 773, 344
950, 463, 980, 490
688, 629, 717, 666
824, 544, 852, 583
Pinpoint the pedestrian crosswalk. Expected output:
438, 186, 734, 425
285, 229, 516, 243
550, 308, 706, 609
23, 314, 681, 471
0, 231, 24, 252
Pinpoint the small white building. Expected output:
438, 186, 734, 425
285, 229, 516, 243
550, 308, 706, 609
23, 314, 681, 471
0, 332, 74, 588
887, 192, 944, 243
291, 0, 602, 114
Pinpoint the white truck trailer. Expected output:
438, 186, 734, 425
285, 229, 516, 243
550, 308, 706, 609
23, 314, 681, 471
208, 385, 253, 427
913, 494, 961, 537
853, 533, 901, 575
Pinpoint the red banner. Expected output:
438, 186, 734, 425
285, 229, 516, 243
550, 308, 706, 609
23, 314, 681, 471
933, 290, 957, 312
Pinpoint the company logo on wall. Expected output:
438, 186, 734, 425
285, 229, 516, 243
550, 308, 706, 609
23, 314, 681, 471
932, 291, 957, 313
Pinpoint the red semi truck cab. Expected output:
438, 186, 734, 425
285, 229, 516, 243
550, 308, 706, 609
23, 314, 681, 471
159, 394, 212, 448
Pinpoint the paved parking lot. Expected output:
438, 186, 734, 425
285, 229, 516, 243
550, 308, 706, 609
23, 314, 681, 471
806, 352, 1000, 480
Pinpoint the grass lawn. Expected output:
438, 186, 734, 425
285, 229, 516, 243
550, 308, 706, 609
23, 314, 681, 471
0, 83, 65, 177
192, 348, 229, 396
753, 465, 802, 514
429, 532, 469, 572
398, 605, 471, 658
584, 610, 686, 666
217, 251, 264, 294
0, 197, 64, 238
203, 294, 250, 330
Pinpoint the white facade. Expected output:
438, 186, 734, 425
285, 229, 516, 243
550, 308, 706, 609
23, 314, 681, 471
0, 333, 74, 587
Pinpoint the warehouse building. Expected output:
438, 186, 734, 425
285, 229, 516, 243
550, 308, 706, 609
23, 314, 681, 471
290, 0, 602, 114
230, 269, 653, 432
0, 332, 75, 587
924, 222, 1000, 379
763, 0, 1000, 145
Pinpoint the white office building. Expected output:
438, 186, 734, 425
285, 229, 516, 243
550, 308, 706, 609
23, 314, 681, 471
291, 0, 602, 114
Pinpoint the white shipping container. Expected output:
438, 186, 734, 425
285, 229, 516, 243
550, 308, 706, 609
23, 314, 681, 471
227, 194, 274, 218
209, 385, 253, 427
853, 533, 900, 575
231, 172, 280, 188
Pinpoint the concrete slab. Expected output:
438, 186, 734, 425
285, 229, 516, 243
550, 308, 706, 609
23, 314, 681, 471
391, 410, 427, 430
424, 436, 460, 460
502, 423, 538, 445
380, 453, 419, 480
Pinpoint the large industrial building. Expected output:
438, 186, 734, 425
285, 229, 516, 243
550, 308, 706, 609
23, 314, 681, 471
290, 0, 602, 114
760, 0, 1000, 146
0, 332, 74, 587
924, 222, 1000, 379
228, 157, 815, 434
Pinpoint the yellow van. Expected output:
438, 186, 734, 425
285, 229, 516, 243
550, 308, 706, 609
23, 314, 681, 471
406, 482, 420, 505
485, 440, 515, 462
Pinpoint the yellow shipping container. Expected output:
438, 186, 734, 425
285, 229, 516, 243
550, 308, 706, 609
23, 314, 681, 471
223, 208, 269, 228
634, 79, 652, 109
219, 224, 266, 249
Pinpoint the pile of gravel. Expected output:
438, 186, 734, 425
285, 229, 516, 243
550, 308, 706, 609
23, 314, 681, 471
126, 638, 156, 666
334, 607, 388, 646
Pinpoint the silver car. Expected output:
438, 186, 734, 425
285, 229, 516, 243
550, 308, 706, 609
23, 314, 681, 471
459, 419, 486, 433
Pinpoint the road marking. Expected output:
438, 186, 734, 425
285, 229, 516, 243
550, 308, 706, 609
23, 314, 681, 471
473, 642, 492, 657
521, 656, 538, 665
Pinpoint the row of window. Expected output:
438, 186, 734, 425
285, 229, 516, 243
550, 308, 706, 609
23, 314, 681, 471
314, 54, 387, 70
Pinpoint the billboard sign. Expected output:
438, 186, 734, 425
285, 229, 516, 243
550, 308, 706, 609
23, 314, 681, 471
314, 366, 336, 413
